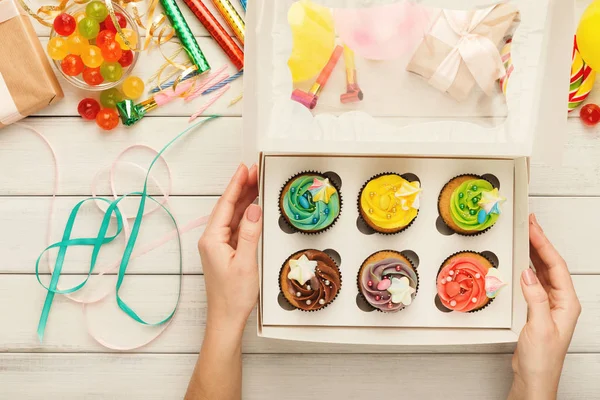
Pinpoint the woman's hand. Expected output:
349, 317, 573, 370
509, 214, 582, 400
198, 163, 262, 335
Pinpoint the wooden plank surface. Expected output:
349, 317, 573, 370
3, 117, 600, 196
0, 196, 597, 275
1, 274, 597, 354
1, 353, 599, 400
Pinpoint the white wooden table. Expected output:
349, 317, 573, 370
1, 1, 600, 398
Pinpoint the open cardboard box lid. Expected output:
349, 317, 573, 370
243, 0, 574, 163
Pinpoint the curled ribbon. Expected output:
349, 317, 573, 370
428, 6, 507, 96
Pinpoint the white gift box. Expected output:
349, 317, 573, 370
243, 0, 573, 345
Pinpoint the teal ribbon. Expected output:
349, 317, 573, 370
36, 116, 218, 342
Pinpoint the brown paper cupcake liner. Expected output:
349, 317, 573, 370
437, 174, 497, 237
278, 171, 343, 235
356, 172, 420, 236
356, 250, 420, 313
279, 249, 342, 312
435, 250, 497, 313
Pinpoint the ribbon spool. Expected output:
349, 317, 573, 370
569, 37, 596, 112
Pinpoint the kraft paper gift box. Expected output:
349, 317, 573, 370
406, 3, 520, 102
0, 0, 63, 128
243, 0, 573, 346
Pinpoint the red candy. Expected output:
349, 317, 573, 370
100, 40, 123, 62
96, 29, 116, 47
118, 50, 134, 67
53, 13, 76, 36
82, 67, 104, 86
102, 13, 126, 32
580, 104, 600, 127
96, 108, 120, 130
61, 54, 84, 76
78, 98, 101, 120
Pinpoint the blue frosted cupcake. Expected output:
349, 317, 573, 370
279, 172, 342, 234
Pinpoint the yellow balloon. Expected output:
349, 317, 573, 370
287, 0, 335, 83
577, 1, 600, 71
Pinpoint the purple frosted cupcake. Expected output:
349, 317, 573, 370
358, 250, 419, 312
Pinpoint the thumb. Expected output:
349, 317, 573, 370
234, 204, 263, 264
521, 268, 552, 327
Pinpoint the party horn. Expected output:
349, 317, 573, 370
182, 0, 244, 70
160, 0, 211, 73
117, 81, 194, 126
292, 45, 344, 110
211, 0, 245, 44
340, 45, 363, 103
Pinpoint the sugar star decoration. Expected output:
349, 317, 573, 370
394, 181, 422, 211
387, 277, 416, 305
308, 178, 337, 204
478, 188, 506, 214
287, 255, 317, 286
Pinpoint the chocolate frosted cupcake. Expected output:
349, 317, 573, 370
438, 175, 506, 235
358, 250, 418, 312
358, 174, 421, 234
280, 173, 341, 234
280, 249, 342, 311
436, 251, 506, 313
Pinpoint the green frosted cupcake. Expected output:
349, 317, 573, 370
438, 175, 506, 235
279, 172, 342, 234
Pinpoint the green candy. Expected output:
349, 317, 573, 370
100, 62, 123, 82
86, 1, 109, 22
78, 17, 100, 39
100, 88, 124, 108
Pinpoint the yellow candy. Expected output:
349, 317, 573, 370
66, 33, 89, 56
47, 36, 69, 60
115, 29, 138, 50
577, 1, 600, 71
122, 76, 145, 99
287, 0, 335, 83
81, 45, 104, 68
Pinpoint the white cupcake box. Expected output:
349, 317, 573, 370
243, 0, 573, 345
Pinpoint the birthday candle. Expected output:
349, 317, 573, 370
211, 0, 245, 44
181, 0, 244, 70
239, 0, 246, 11
159, 0, 211, 73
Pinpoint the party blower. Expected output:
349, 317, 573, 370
340, 45, 364, 103
292, 45, 343, 110
116, 81, 194, 126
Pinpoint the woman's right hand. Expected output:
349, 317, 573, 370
509, 214, 582, 400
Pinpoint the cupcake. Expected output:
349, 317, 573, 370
438, 175, 506, 235
358, 250, 418, 312
436, 251, 506, 313
280, 173, 341, 233
358, 174, 421, 234
280, 249, 342, 311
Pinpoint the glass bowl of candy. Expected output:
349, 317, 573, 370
48, 2, 139, 91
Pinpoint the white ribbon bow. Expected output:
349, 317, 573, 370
428, 6, 507, 96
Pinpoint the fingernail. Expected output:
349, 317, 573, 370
246, 204, 262, 223
530, 213, 543, 231
523, 268, 538, 286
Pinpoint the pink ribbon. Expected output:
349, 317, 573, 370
428, 6, 506, 96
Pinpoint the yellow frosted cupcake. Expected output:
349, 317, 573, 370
358, 174, 422, 234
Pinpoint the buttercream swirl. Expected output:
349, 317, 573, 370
359, 253, 418, 312
436, 255, 491, 312
360, 174, 421, 231
450, 179, 504, 232
283, 250, 341, 311
282, 175, 340, 232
